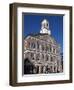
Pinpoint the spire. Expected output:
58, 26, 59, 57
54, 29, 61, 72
40, 19, 51, 35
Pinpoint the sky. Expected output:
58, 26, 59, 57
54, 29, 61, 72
23, 13, 63, 53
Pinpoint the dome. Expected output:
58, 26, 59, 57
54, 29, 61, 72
40, 19, 51, 35
41, 19, 48, 24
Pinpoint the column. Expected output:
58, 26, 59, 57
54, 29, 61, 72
40, 53, 42, 61
52, 63, 54, 72
58, 56, 61, 72
54, 60, 57, 73
39, 65, 41, 73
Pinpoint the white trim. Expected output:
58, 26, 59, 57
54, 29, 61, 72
17, 7, 70, 82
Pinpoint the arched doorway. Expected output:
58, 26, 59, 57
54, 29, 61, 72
24, 58, 34, 74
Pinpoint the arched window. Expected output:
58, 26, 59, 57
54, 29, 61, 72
42, 54, 44, 60
30, 53, 34, 60
49, 45, 52, 52
44, 23, 46, 28
53, 48, 56, 53
46, 65, 48, 71
50, 56, 53, 62
47, 23, 48, 27
28, 42, 30, 47
36, 53, 40, 60
46, 45, 49, 52
31, 42, 35, 49
46, 55, 49, 61
24, 41, 30, 49
36, 66, 39, 73
46, 23, 49, 29
25, 52, 30, 59
37, 41, 39, 49
50, 66, 53, 72
42, 45, 44, 51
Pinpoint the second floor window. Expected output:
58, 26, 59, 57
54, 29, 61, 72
36, 53, 40, 60
42, 45, 44, 51
46, 55, 49, 61
50, 56, 53, 62
46, 45, 49, 52
30, 53, 34, 60
49, 45, 52, 52
37, 41, 39, 49
53, 48, 56, 53
42, 54, 44, 60
31, 42, 35, 49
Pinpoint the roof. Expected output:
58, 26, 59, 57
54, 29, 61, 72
24, 33, 50, 39
24, 33, 60, 47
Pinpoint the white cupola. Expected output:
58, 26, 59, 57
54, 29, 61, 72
40, 19, 51, 35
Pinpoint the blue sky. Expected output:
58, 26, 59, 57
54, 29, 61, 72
23, 13, 63, 53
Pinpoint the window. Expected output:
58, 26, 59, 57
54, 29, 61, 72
37, 41, 39, 49
36, 66, 39, 73
50, 56, 53, 62
46, 45, 49, 51
44, 23, 46, 28
28, 42, 30, 47
50, 66, 53, 72
41, 66, 43, 73
36, 53, 40, 60
49, 45, 52, 52
46, 65, 48, 71
30, 53, 34, 60
24, 41, 30, 49
25, 52, 30, 58
42, 45, 44, 51
53, 48, 56, 53
46, 55, 49, 61
53, 48, 55, 53
50, 46, 52, 52
42, 54, 44, 60
31, 42, 35, 49
47, 23, 48, 27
